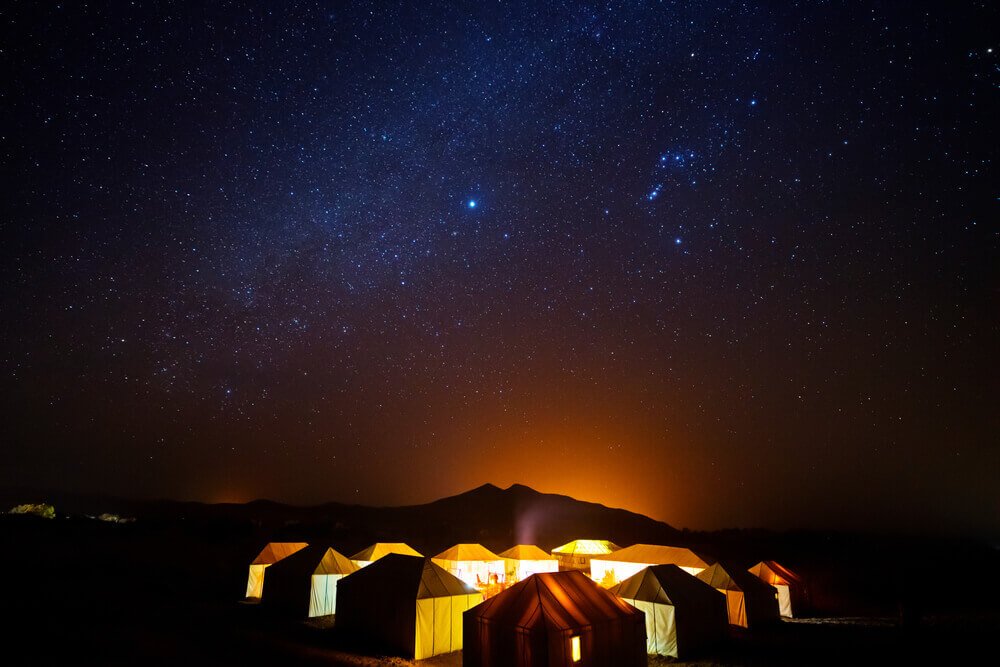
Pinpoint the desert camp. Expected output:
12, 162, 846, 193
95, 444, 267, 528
611, 564, 728, 658
6, 0, 997, 663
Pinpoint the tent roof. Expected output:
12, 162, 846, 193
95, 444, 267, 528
251, 542, 308, 565
262, 545, 358, 588
350, 542, 422, 562
499, 545, 554, 561
611, 564, 723, 606
344, 554, 477, 599
551, 539, 620, 556
467, 570, 643, 631
748, 560, 801, 586
595, 543, 709, 569
433, 543, 502, 562
696, 563, 777, 596
315, 547, 360, 575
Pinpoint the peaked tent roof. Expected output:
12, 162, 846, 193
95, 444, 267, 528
433, 543, 502, 561
696, 562, 777, 597
314, 547, 361, 575
350, 542, 422, 562
748, 560, 802, 586
551, 539, 620, 556
345, 553, 477, 599
467, 570, 643, 631
611, 564, 723, 606
251, 542, 308, 565
598, 544, 710, 570
499, 544, 554, 560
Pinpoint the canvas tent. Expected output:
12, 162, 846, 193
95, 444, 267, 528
463, 570, 646, 667
695, 563, 780, 629
245, 542, 308, 599
590, 544, 711, 587
432, 543, 506, 589
336, 554, 482, 660
350, 542, 422, 568
498, 545, 559, 583
550, 539, 620, 572
748, 561, 803, 618
611, 564, 727, 658
260, 545, 359, 617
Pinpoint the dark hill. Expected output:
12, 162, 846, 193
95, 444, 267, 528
1, 483, 682, 555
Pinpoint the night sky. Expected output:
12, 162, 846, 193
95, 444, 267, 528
2, 2, 996, 537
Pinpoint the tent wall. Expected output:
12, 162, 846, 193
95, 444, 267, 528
776, 584, 792, 618
743, 584, 780, 628
309, 573, 347, 617
464, 617, 646, 667
591, 560, 647, 587
505, 559, 559, 583
246, 563, 267, 599
673, 595, 728, 657
724, 590, 747, 628
434, 559, 505, 588
414, 593, 480, 659
337, 573, 418, 657
622, 598, 677, 657
464, 616, 546, 666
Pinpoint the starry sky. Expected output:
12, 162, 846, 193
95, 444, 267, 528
1, 1, 997, 537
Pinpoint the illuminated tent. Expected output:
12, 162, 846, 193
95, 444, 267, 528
245, 542, 308, 599
748, 561, 804, 618
695, 563, 780, 629
260, 545, 359, 617
590, 544, 711, 587
551, 539, 620, 573
499, 545, 559, 583
463, 570, 646, 667
432, 543, 506, 588
336, 554, 482, 660
350, 542, 422, 568
611, 564, 727, 658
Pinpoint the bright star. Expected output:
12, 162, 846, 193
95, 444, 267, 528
467, 199, 477, 209
675, 237, 682, 245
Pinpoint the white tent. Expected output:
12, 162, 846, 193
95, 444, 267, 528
748, 561, 803, 618
432, 543, 505, 589
261, 545, 359, 617
498, 544, 559, 583
336, 555, 482, 660
591, 543, 710, 587
550, 539, 620, 572
696, 562, 780, 629
245, 542, 308, 599
611, 564, 727, 658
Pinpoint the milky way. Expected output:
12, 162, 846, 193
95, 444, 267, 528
2, 1, 996, 536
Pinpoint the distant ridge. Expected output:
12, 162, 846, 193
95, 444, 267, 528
0, 483, 681, 555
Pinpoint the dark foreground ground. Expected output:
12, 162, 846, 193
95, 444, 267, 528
3, 515, 998, 666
